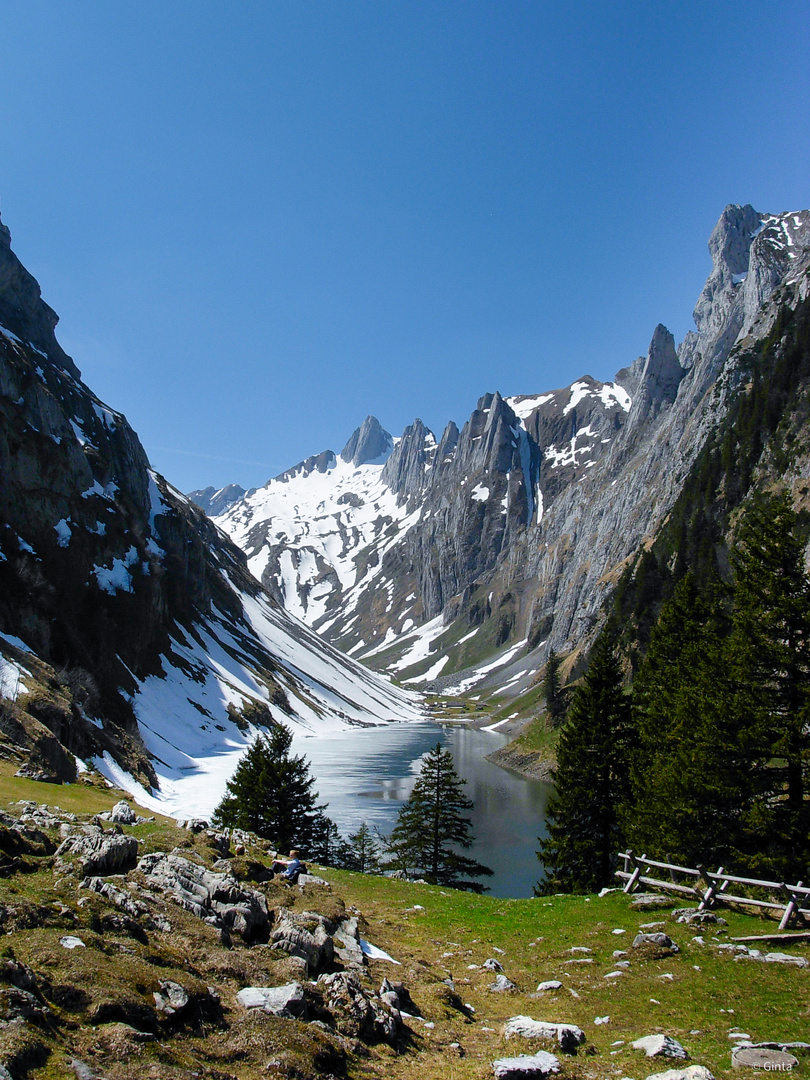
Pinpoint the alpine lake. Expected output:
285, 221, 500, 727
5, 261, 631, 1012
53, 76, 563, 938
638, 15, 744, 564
291, 720, 553, 898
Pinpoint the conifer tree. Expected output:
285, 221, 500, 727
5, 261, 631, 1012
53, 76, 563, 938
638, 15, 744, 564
343, 823, 381, 873
543, 649, 567, 728
537, 629, 634, 893
212, 722, 321, 854
728, 492, 810, 876
388, 743, 493, 891
628, 573, 747, 866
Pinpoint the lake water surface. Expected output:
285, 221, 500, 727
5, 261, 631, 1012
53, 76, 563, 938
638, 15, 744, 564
292, 721, 552, 898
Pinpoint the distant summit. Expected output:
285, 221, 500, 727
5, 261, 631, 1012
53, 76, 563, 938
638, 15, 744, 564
340, 416, 394, 467
188, 483, 247, 518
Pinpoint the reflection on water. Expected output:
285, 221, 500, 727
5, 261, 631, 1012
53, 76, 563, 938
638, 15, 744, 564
292, 721, 552, 898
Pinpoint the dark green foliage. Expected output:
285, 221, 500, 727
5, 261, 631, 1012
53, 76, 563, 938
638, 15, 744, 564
387, 743, 493, 891
627, 496, 810, 879
537, 629, 634, 893
212, 722, 322, 855
341, 823, 381, 873
627, 574, 748, 866
726, 493, 810, 877
543, 650, 567, 729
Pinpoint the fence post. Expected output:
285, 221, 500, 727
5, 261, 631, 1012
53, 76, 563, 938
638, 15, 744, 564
697, 865, 724, 911
623, 850, 643, 894
779, 881, 804, 931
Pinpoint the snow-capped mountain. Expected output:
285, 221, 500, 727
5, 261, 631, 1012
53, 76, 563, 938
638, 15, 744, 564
0, 213, 422, 818
207, 205, 810, 697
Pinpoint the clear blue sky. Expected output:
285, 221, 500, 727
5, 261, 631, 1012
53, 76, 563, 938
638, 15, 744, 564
2, 1, 808, 493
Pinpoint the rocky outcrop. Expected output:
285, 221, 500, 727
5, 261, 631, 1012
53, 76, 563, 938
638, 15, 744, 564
340, 415, 393, 467
55, 831, 139, 877
136, 852, 270, 940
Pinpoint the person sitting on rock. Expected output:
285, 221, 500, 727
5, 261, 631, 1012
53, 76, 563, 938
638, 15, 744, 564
271, 849, 305, 883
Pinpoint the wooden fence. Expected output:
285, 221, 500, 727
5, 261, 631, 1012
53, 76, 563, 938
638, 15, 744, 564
616, 850, 810, 930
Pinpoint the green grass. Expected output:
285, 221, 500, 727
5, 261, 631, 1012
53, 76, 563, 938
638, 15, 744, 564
0, 770, 806, 1080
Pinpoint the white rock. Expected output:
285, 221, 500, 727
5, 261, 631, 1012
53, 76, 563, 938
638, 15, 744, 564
492, 1051, 561, 1078
632, 1035, 689, 1060
604, 970, 624, 979
536, 981, 563, 992
59, 936, 86, 949
503, 1017, 585, 1052
236, 983, 306, 1018
645, 1067, 714, 1080
595, 1016, 610, 1025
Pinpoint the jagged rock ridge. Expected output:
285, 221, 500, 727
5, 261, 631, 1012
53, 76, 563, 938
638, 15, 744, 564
209, 205, 810, 695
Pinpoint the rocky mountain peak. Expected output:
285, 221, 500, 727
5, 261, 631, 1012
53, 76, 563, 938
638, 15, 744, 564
340, 415, 393, 467
0, 212, 81, 380
381, 418, 437, 501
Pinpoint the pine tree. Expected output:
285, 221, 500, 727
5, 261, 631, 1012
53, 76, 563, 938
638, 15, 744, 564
387, 743, 493, 891
543, 650, 567, 728
728, 492, 810, 876
343, 823, 381, 873
628, 573, 747, 866
537, 629, 634, 893
212, 722, 321, 854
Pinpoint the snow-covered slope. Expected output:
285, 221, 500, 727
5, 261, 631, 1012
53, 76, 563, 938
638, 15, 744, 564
0, 211, 422, 819
214, 427, 420, 626
208, 205, 810, 698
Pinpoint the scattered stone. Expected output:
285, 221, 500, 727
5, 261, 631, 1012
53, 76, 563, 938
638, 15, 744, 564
632, 1035, 689, 1060
109, 801, 137, 825
633, 932, 680, 952
379, 978, 419, 1017
631, 894, 675, 911
595, 1016, 610, 1025
613, 950, 628, 958
727, 1032, 750, 1040
153, 980, 190, 1017
484, 958, 505, 972
640, 922, 667, 930
604, 971, 624, 979
317, 970, 400, 1042
448, 1042, 465, 1056
569, 946, 592, 953
179, 818, 209, 832
59, 936, 86, 949
612, 928, 627, 935
645, 1067, 715, 1080
489, 974, 517, 992
535, 981, 563, 992
68, 1059, 100, 1080
672, 908, 726, 926
504, 1017, 585, 1053
237, 983, 307, 1019
492, 1050, 561, 1078
732, 1047, 799, 1071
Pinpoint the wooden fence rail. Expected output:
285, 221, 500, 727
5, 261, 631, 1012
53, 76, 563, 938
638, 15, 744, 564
616, 851, 809, 930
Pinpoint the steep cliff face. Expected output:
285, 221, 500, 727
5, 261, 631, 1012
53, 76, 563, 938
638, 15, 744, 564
0, 216, 422, 815
208, 205, 810, 696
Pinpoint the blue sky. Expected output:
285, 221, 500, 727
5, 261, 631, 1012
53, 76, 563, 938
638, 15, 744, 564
2, 1, 808, 493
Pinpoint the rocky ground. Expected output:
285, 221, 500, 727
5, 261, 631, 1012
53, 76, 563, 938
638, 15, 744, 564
0, 777, 806, 1080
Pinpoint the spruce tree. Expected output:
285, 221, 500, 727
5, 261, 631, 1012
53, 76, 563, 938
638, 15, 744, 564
388, 743, 493, 891
543, 650, 567, 728
537, 629, 634, 893
628, 573, 747, 866
728, 492, 810, 876
343, 823, 381, 873
212, 722, 321, 854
